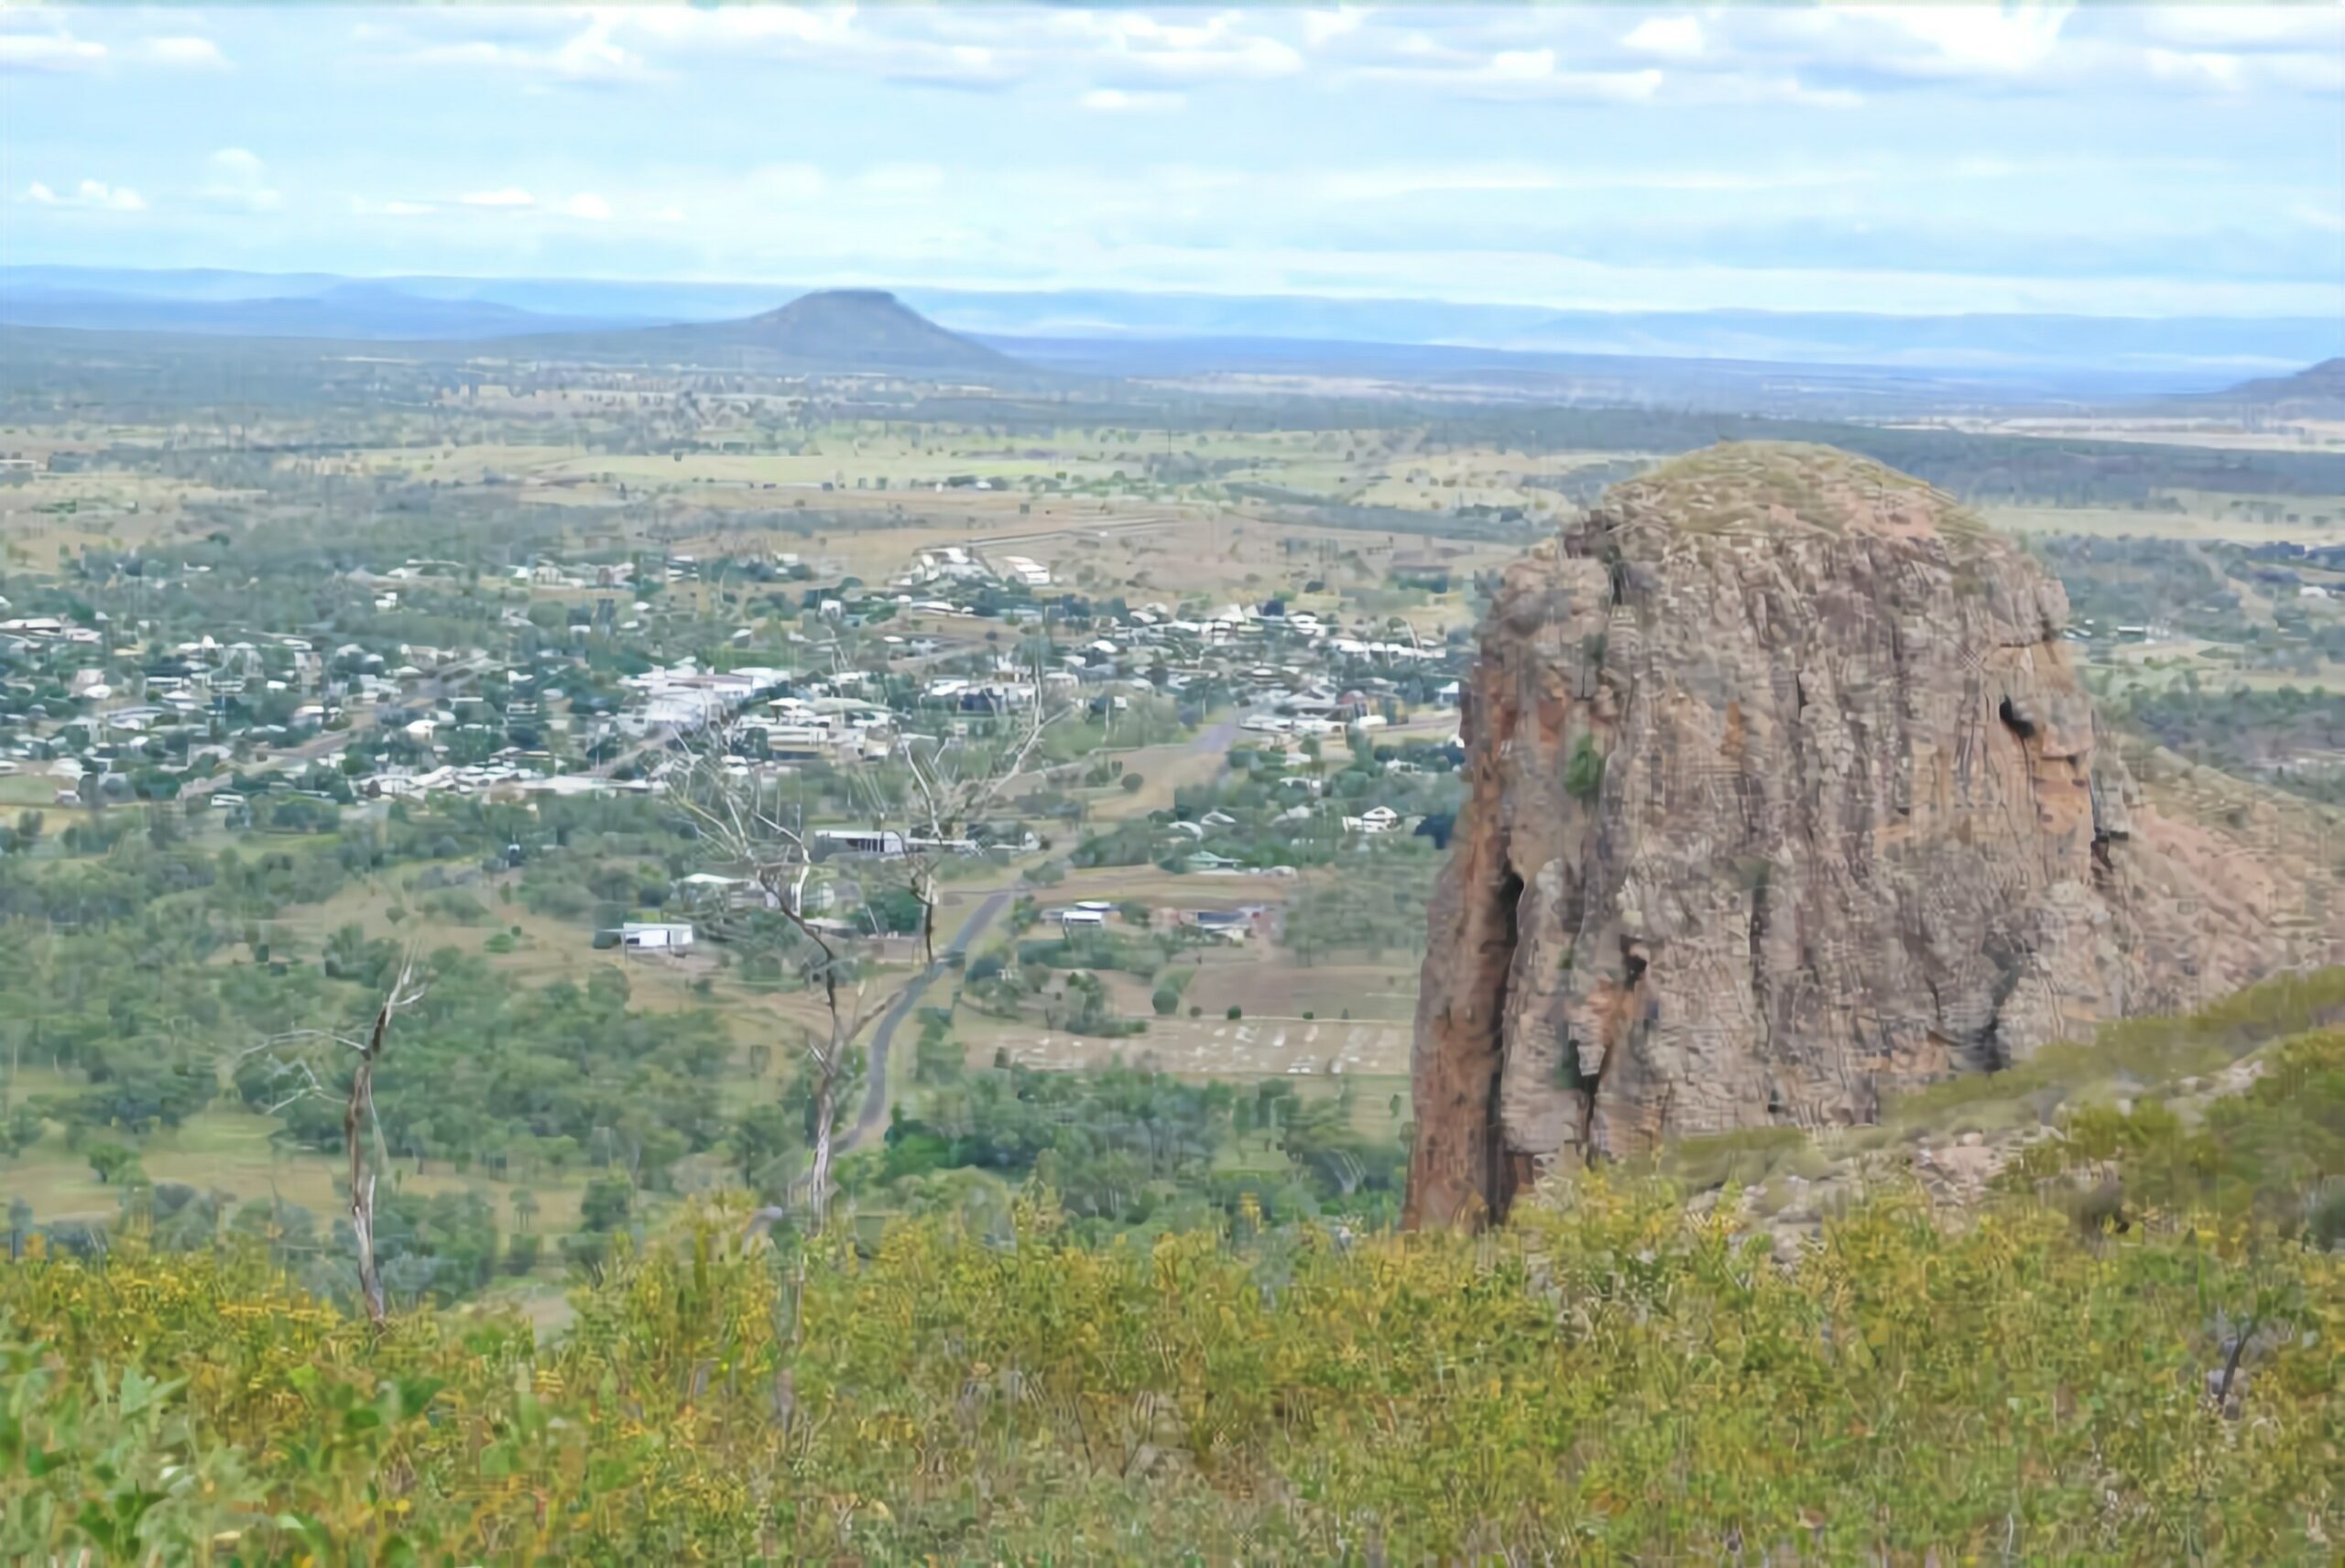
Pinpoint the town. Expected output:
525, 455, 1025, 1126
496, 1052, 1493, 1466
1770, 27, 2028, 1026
1, 522, 1470, 955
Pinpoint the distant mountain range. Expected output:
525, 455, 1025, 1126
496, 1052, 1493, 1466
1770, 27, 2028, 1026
4, 266, 2336, 397
0, 280, 650, 341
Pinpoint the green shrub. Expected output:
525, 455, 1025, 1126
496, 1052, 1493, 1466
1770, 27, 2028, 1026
1565, 733, 1605, 803
1, 1179, 2336, 1563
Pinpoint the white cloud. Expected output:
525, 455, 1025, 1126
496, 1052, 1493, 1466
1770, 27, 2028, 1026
202, 148, 279, 212
1870, 5, 2072, 76
401, 14, 653, 85
10, 3, 2334, 324
746, 164, 829, 201
2128, 6, 2340, 53
2145, 48, 2246, 91
859, 164, 946, 196
1623, 16, 1705, 60
1454, 49, 1665, 103
25, 179, 147, 212
0, 27, 106, 72
1303, 9, 1365, 49
401, 6, 1302, 93
620, 7, 858, 54
1316, 165, 1562, 202
343, 4, 2341, 112
1, 23, 227, 73
347, 196, 440, 218
382, 7, 1009, 89
887, 42, 1013, 89
1316, 5, 2334, 105
338, 3, 2345, 111
142, 36, 229, 70
1080, 12, 1303, 83
1081, 87, 1183, 113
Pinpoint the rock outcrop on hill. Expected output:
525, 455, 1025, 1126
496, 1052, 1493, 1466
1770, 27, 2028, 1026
1406, 442, 2323, 1228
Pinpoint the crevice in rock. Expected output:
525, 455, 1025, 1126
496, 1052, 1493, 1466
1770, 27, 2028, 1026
1559, 1031, 1601, 1098
1977, 933, 2023, 1074
1483, 866, 1526, 1214
1746, 860, 1774, 1098
1558, 1027, 1601, 1160
1979, 1017, 2011, 1076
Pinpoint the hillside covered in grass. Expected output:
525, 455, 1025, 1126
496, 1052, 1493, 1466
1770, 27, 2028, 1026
4, 977, 2341, 1563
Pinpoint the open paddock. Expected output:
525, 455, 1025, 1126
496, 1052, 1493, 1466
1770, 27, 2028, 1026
954, 1008, 1411, 1080
1989, 501, 2345, 545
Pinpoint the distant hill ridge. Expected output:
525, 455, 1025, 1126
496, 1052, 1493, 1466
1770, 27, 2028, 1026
502, 289, 1032, 379
2198, 356, 2345, 412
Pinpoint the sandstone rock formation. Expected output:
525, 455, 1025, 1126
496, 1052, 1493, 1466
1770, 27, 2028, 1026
1406, 442, 2329, 1228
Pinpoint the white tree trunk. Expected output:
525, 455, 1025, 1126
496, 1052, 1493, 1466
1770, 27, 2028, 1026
805, 1065, 836, 1228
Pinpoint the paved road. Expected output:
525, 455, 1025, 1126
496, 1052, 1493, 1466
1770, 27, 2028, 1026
838, 716, 1234, 1150
844, 887, 1012, 1149
960, 512, 1182, 551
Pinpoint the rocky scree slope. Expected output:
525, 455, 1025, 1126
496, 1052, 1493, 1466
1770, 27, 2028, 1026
1407, 441, 2323, 1227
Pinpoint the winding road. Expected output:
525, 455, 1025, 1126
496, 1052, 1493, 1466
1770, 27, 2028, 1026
844, 887, 1011, 1149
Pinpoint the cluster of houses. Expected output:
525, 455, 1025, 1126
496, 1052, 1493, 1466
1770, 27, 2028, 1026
1045, 898, 1282, 943
1, 614, 104, 651
614, 662, 790, 735
4, 524, 1469, 854
902, 545, 1050, 591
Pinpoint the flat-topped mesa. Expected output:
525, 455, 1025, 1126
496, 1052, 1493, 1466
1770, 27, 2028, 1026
1405, 441, 2282, 1229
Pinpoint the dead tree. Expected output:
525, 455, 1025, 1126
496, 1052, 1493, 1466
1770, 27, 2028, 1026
344, 961, 425, 1326
674, 666, 1065, 1226
891, 673, 1064, 965
238, 954, 425, 1327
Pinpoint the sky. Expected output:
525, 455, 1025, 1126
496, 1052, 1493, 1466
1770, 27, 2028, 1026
4, 4, 2341, 319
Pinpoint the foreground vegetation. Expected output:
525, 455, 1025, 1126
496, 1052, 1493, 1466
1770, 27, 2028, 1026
4, 1181, 2334, 1563
5, 995, 2340, 1563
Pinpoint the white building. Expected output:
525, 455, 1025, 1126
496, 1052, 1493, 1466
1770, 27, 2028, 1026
814, 827, 909, 858
619, 920, 695, 951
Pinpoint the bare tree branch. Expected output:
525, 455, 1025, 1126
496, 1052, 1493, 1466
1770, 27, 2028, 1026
345, 954, 424, 1329
670, 666, 1071, 1225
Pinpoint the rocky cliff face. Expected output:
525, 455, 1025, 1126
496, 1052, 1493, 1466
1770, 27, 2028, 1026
1407, 442, 2324, 1228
